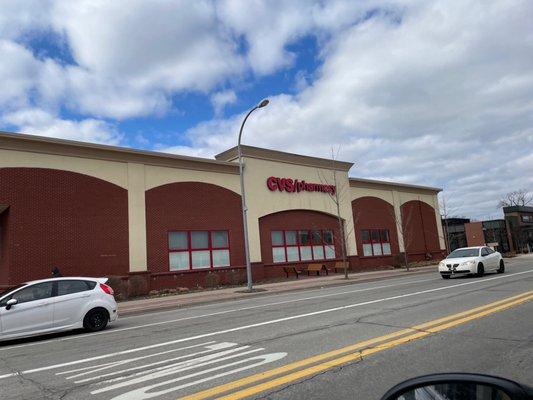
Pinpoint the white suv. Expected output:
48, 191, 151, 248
0, 277, 118, 341
438, 246, 504, 279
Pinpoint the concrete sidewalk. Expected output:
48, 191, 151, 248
118, 265, 437, 316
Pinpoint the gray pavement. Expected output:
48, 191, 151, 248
118, 265, 437, 316
0, 256, 531, 400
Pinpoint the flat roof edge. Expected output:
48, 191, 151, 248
349, 177, 442, 192
215, 145, 354, 171
0, 131, 240, 174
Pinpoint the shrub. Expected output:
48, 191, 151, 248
128, 275, 148, 297
205, 272, 220, 288
226, 269, 245, 285
106, 276, 128, 300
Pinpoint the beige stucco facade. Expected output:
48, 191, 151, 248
0, 131, 445, 274
239, 156, 356, 262
349, 179, 445, 252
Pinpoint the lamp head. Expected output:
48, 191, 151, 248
258, 99, 269, 108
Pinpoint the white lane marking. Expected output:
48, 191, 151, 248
56, 341, 217, 376
0, 277, 437, 351
71, 343, 241, 383
91, 346, 262, 393
119, 275, 438, 316
65, 343, 235, 381
105, 353, 288, 400
0, 269, 530, 381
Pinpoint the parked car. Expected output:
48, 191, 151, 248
0, 277, 118, 341
438, 246, 504, 279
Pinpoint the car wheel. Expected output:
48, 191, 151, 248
83, 308, 109, 332
497, 260, 505, 274
441, 274, 451, 279
476, 263, 484, 277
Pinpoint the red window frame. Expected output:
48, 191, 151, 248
271, 229, 335, 263
361, 229, 391, 257
168, 230, 231, 270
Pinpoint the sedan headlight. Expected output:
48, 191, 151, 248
439, 261, 445, 267
460, 260, 476, 267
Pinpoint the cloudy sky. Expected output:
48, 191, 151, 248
1, 0, 532, 219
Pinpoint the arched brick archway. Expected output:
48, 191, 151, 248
145, 182, 244, 273
401, 200, 441, 260
258, 209, 341, 265
0, 168, 129, 286
351, 196, 400, 262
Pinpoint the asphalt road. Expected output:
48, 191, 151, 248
0, 257, 532, 400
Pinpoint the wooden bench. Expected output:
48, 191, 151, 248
283, 266, 302, 279
307, 263, 328, 276
333, 261, 349, 273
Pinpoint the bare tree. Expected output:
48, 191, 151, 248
388, 203, 415, 271
497, 189, 533, 208
439, 194, 463, 253
317, 148, 354, 279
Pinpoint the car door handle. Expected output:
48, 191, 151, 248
80, 294, 91, 298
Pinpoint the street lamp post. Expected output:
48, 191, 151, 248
238, 99, 269, 292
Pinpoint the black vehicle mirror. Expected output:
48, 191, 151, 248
5, 298, 17, 310
381, 373, 533, 400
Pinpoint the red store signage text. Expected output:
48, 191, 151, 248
267, 176, 336, 195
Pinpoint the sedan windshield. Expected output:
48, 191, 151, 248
447, 248, 479, 258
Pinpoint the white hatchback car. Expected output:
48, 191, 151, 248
0, 277, 118, 341
439, 246, 505, 279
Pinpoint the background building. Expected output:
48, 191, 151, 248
443, 218, 513, 254
442, 218, 470, 252
0, 131, 446, 293
504, 206, 533, 253
482, 219, 511, 253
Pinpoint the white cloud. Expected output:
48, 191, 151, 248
171, 0, 533, 219
0, 0, 532, 219
0, 0, 53, 40
210, 90, 237, 116
2, 108, 122, 145
49, 0, 246, 118
0, 40, 41, 108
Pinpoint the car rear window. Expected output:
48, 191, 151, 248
57, 280, 96, 296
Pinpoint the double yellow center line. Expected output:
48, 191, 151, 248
181, 291, 533, 400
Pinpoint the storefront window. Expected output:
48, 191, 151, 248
361, 229, 392, 256
271, 229, 336, 263
168, 230, 230, 270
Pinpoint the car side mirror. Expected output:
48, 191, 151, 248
381, 373, 533, 400
5, 298, 18, 310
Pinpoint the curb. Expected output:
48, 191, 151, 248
119, 266, 437, 317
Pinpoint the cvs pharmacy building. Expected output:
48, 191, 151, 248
0, 132, 445, 293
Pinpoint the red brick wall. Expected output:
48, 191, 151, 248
465, 222, 485, 247
0, 168, 129, 286
401, 200, 442, 260
258, 209, 341, 266
145, 182, 245, 274
0, 207, 11, 285
352, 196, 400, 267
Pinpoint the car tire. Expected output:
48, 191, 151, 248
497, 260, 505, 274
83, 308, 109, 332
476, 263, 484, 277
441, 274, 451, 279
